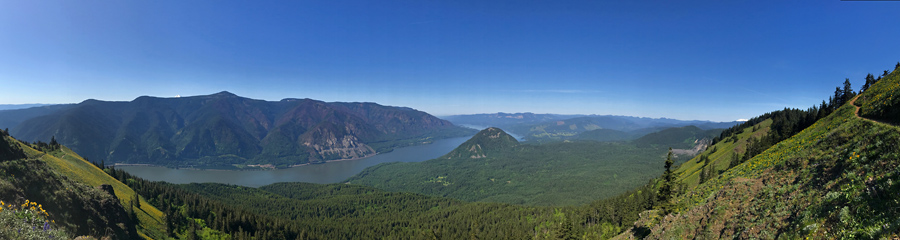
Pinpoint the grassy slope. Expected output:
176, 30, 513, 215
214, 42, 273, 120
624, 69, 900, 239
17, 143, 166, 239
674, 119, 772, 188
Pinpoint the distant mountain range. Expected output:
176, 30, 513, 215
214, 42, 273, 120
0, 103, 54, 111
0, 92, 474, 168
444, 112, 740, 142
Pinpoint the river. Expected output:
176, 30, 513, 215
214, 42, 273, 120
117, 135, 472, 187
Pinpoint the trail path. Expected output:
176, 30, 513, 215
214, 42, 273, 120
849, 95, 896, 128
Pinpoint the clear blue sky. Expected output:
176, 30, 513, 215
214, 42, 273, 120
1, 0, 898, 122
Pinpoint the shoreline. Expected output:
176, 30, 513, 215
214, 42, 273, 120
113, 150, 385, 171
287, 152, 379, 168
110, 134, 472, 171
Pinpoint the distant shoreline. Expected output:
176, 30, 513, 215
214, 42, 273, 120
110, 135, 468, 171
112, 151, 383, 171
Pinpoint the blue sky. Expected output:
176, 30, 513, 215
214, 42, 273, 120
1, 0, 898, 122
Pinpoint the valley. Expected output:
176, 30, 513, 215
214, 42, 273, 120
2, 2, 898, 238
2, 66, 898, 239
116, 135, 471, 186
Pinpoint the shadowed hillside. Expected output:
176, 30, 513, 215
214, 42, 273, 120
8, 92, 474, 168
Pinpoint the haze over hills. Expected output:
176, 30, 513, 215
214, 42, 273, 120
3, 91, 474, 168
0, 104, 54, 111
494, 115, 738, 143
445, 113, 740, 132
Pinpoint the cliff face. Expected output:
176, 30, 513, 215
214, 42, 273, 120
8, 92, 470, 167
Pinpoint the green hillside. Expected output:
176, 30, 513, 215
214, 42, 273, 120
570, 128, 637, 142
674, 119, 772, 188
348, 128, 670, 206
618, 66, 900, 239
31, 145, 167, 239
632, 125, 722, 149
0, 133, 144, 239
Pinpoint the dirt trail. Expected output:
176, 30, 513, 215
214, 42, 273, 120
849, 95, 896, 128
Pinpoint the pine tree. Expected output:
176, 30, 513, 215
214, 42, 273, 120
657, 148, 675, 204
134, 192, 141, 208
728, 152, 741, 169
833, 88, 842, 107
49, 136, 58, 149
842, 78, 855, 103
863, 73, 875, 93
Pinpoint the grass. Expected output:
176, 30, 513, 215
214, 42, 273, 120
18, 143, 166, 239
857, 66, 900, 122
674, 119, 772, 188
633, 67, 900, 239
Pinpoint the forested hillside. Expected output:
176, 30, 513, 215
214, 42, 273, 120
348, 128, 671, 206
5, 92, 473, 168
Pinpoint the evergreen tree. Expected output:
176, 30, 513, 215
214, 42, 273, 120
863, 73, 875, 93
842, 78, 855, 103
134, 192, 142, 208
49, 136, 58, 149
657, 148, 675, 204
728, 152, 741, 169
832, 88, 842, 108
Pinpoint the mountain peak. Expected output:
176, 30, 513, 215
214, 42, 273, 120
444, 127, 518, 159
211, 91, 238, 97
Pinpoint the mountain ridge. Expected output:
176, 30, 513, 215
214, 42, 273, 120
6, 92, 474, 168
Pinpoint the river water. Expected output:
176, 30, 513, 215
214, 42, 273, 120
117, 135, 472, 187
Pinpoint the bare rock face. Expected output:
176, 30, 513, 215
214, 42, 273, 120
304, 133, 375, 162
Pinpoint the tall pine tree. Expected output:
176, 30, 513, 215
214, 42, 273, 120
862, 73, 875, 93
657, 148, 675, 204
842, 78, 855, 103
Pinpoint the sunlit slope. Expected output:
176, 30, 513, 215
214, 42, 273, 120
857, 65, 900, 123
674, 119, 771, 188
627, 67, 900, 239
18, 142, 166, 239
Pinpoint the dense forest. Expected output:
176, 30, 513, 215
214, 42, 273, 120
105, 166, 659, 239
